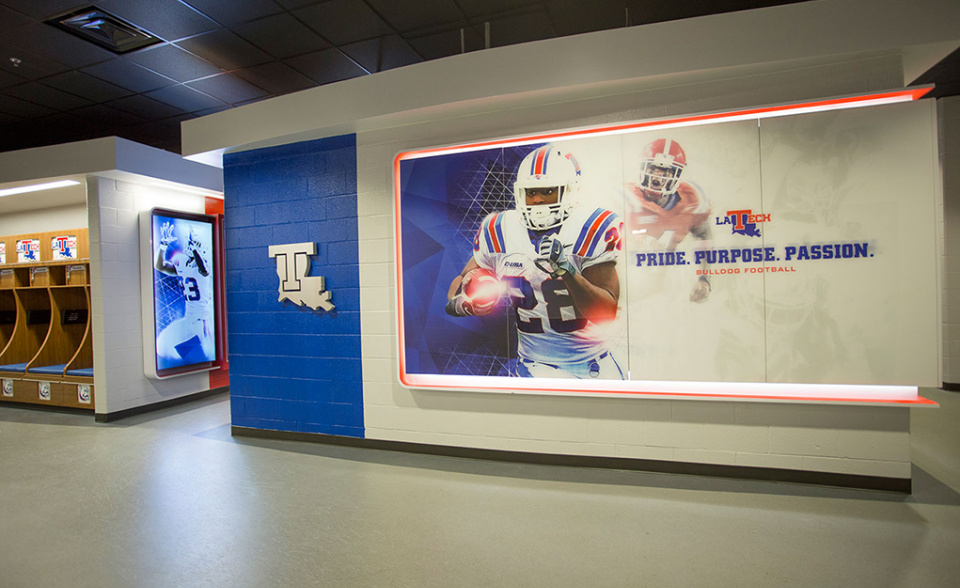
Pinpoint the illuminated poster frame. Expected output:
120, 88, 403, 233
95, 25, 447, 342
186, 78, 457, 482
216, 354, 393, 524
394, 88, 936, 405
139, 208, 220, 379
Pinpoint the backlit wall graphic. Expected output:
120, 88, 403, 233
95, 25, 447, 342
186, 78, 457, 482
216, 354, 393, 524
395, 96, 939, 403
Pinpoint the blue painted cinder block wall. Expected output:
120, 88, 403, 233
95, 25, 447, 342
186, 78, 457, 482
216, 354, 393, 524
223, 135, 363, 437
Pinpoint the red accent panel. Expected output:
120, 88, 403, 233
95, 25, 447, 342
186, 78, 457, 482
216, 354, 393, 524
206, 204, 228, 390
205, 197, 224, 215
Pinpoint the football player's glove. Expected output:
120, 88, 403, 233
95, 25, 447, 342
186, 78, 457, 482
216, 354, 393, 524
690, 275, 711, 303
160, 222, 177, 247
445, 268, 500, 316
445, 294, 476, 316
535, 235, 575, 278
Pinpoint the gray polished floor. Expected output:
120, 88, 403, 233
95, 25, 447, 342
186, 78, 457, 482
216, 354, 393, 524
2, 389, 959, 587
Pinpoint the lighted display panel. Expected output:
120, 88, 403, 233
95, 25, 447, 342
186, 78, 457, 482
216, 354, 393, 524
140, 208, 219, 379
394, 89, 938, 404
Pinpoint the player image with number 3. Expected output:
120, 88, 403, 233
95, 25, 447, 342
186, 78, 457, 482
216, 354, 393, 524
446, 144, 625, 380
154, 221, 215, 365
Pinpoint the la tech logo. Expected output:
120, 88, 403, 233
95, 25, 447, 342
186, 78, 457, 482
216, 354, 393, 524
715, 209, 771, 238
268, 242, 335, 312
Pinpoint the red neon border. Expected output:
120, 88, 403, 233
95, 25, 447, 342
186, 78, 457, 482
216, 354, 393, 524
393, 87, 934, 404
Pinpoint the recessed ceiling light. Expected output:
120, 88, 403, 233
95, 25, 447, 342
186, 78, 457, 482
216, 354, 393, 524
46, 6, 162, 54
0, 180, 81, 198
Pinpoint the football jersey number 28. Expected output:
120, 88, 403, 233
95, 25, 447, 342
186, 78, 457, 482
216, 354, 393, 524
503, 276, 586, 334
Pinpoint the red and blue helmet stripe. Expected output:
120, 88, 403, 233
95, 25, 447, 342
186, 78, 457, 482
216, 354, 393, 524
528, 145, 552, 177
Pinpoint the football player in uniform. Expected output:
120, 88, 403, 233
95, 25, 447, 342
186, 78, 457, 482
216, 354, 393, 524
628, 138, 713, 303
154, 221, 215, 366
446, 144, 624, 380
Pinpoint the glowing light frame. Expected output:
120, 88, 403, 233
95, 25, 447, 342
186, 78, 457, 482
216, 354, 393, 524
393, 87, 936, 405
0, 180, 80, 198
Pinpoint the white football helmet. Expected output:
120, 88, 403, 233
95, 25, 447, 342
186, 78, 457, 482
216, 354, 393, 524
513, 144, 581, 230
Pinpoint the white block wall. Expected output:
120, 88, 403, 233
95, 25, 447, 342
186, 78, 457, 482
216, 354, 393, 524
942, 96, 960, 385
87, 176, 211, 415
355, 56, 919, 480
0, 204, 88, 236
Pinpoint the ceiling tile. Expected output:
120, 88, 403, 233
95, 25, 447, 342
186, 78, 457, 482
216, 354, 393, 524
405, 27, 484, 61
0, 0, 81, 20
3, 23, 116, 68
193, 104, 232, 117
294, 0, 393, 45
233, 62, 316, 95
182, 0, 284, 27
106, 94, 185, 119
0, 93, 56, 118
124, 113, 196, 152
186, 73, 269, 104
286, 48, 368, 85
145, 84, 227, 112
456, 0, 543, 19
546, 0, 628, 36
26, 112, 104, 143
0, 111, 22, 125
341, 36, 423, 73
3, 82, 94, 111
274, 0, 326, 9
176, 29, 273, 70
0, 4, 32, 34
0, 44, 70, 79
82, 59, 175, 94
364, 0, 464, 33
70, 104, 145, 129
487, 8, 557, 48
42, 71, 134, 102
97, 0, 220, 41
233, 13, 330, 59
126, 44, 223, 83
0, 68, 24, 89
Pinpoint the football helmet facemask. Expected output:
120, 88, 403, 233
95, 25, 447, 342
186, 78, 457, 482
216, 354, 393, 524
638, 138, 686, 198
513, 144, 581, 230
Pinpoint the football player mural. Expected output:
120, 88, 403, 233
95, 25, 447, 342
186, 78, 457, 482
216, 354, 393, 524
445, 144, 625, 379
627, 138, 713, 303
154, 221, 215, 368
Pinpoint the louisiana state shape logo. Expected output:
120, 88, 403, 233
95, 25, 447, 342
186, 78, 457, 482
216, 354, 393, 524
268, 242, 335, 311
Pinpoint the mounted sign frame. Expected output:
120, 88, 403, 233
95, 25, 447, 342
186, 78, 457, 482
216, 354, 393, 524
139, 208, 221, 379
394, 88, 938, 405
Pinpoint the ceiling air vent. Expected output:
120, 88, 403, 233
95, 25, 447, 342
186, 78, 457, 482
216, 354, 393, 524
46, 6, 162, 54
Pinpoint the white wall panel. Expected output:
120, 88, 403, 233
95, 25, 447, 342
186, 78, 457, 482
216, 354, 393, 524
87, 177, 211, 415
941, 96, 960, 384
355, 69, 926, 479
0, 203, 87, 235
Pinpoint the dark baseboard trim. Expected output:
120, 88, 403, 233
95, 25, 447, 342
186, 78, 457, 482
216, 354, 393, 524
95, 386, 229, 422
941, 382, 960, 392
1, 402, 94, 417
232, 426, 911, 493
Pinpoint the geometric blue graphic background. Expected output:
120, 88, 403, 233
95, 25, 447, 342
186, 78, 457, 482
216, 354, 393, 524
223, 135, 362, 437
399, 144, 542, 377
